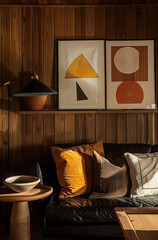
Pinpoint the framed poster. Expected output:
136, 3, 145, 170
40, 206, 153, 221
106, 40, 155, 109
58, 40, 105, 110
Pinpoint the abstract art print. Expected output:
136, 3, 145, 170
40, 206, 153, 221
106, 40, 155, 109
58, 40, 105, 109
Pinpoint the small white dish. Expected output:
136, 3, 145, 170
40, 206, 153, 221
3, 175, 40, 192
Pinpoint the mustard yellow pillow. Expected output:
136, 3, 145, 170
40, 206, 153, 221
51, 140, 104, 198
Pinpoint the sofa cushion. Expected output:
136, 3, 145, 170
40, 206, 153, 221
90, 151, 129, 198
51, 140, 104, 198
125, 152, 158, 197
45, 194, 158, 226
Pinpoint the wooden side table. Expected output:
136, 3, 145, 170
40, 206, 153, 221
115, 207, 158, 240
0, 184, 53, 240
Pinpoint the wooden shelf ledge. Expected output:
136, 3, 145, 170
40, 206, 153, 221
19, 109, 158, 115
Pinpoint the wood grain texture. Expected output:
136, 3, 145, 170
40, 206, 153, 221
55, 114, 65, 144
106, 114, 117, 143
33, 115, 44, 160
65, 114, 75, 143
43, 114, 55, 161
96, 114, 106, 142
43, 8, 55, 108
117, 114, 126, 143
136, 113, 147, 143
86, 114, 96, 142
127, 114, 137, 143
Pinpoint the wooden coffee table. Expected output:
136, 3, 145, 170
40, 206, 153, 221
0, 184, 53, 240
115, 207, 158, 240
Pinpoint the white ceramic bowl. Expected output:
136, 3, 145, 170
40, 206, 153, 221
3, 175, 40, 192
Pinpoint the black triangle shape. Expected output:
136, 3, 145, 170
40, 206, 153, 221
76, 82, 88, 101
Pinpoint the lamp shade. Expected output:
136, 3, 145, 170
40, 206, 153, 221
13, 77, 57, 97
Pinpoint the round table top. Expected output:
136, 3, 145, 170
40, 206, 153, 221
0, 184, 53, 202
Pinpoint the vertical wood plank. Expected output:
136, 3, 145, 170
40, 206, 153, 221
44, 114, 55, 162
116, 6, 126, 39
65, 114, 75, 143
146, 6, 157, 38
126, 6, 136, 39
86, 114, 96, 143
106, 7, 115, 39
96, 114, 106, 142
32, 8, 44, 80
117, 114, 126, 143
43, 7, 55, 107
33, 115, 44, 161
54, 7, 64, 108
1, 7, 11, 181
75, 7, 85, 38
106, 114, 117, 143
75, 114, 86, 143
55, 114, 65, 144
136, 114, 147, 143
64, 7, 75, 38
136, 6, 146, 38
95, 6, 106, 38
21, 7, 32, 73
85, 7, 95, 38
10, 7, 22, 177
147, 113, 155, 145
127, 114, 137, 143
22, 115, 33, 174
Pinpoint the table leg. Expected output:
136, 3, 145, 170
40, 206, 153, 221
9, 201, 31, 240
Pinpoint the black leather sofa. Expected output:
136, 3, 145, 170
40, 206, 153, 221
32, 143, 158, 239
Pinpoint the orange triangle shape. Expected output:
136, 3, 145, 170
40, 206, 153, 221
65, 54, 99, 78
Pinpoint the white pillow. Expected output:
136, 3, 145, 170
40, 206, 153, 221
124, 152, 158, 197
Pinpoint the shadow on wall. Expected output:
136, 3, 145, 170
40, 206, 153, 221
0, 63, 31, 112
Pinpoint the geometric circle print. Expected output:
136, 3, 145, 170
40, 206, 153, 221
116, 81, 144, 104
111, 46, 148, 82
114, 47, 139, 74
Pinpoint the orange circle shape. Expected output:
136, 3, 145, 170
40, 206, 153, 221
116, 81, 144, 104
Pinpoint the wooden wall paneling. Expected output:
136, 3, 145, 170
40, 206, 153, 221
106, 114, 117, 143
96, 114, 106, 142
22, 115, 33, 174
146, 6, 157, 38
86, 114, 96, 142
75, 7, 85, 37
147, 113, 155, 144
43, 114, 55, 161
126, 6, 136, 39
32, 7, 44, 80
55, 114, 65, 144
85, 6, 95, 38
75, 114, 86, 143
1, 7, 11, 182
43, 7, 55, 108
155, 113, 158, 144
64, 7, 75, 38
0, 7, 1, 181
21, 7, 32, 73
65, 114, 75, 143
136, 6, 146, 38
10, 7, 22, 176
33, 114, 44, 160
117, 114, 126, 143
54, 7, 64, 108
95, 6, 106, 38
116, 6, 126, 39
63, 7, 75, 144
136, 113, 147, 143
127, 114, 137, 143
106, 7, 116, 39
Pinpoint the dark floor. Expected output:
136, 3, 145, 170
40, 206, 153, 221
0, 224, 125, 240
